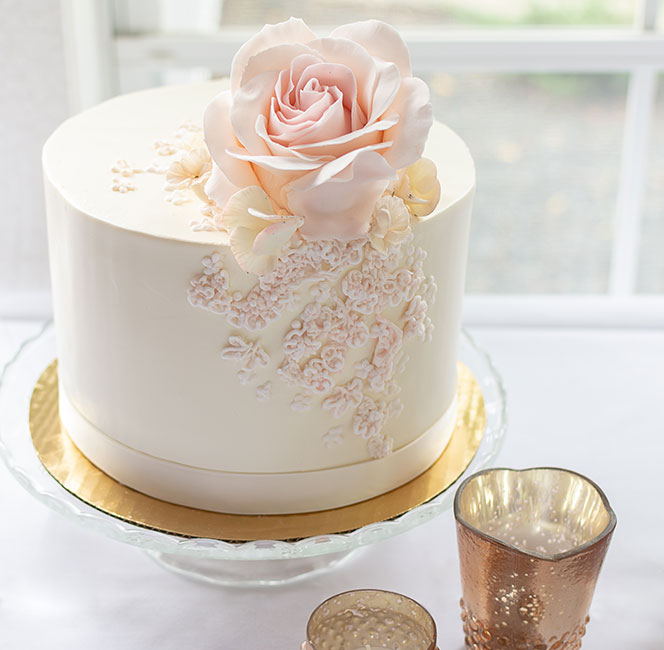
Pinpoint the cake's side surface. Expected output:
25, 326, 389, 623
43, 21, 475, 515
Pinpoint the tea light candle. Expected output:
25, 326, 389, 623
303, 589, 437, 650
454, 467, 616, 649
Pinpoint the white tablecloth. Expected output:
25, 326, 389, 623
1, 319, 662, 649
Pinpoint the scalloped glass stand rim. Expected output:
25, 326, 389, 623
0, 322, 506, 565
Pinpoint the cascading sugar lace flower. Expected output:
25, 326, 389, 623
110, 18, 444, 461
188, 225, 437, 460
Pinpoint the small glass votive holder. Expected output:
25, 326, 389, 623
454, 467, 616, 650
302, 589, 437, 650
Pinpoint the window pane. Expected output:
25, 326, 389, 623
114, 0, 636, 33
220, 0, 635, 27
638, 75, 664, 294
423, 73, 628, 293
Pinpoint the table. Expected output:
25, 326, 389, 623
1, 319, 662, 649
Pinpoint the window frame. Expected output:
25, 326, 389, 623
59, 0, 664, 328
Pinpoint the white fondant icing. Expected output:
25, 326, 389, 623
43, 81, 475, 513
291, 393, 313, 412
58, 382, 457, 514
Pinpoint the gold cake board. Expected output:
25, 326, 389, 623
29, 360, 485, 542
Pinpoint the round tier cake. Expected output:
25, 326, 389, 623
42, 19, 475, 514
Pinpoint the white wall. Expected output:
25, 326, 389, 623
0, 0, 69, 313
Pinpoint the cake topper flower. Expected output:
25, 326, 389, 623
368, 196, 411, 255
204, 17, 433, 242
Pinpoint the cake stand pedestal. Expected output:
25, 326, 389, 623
147, 550, 356, 587
0, 322, 506, 587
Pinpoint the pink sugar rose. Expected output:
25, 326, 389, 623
204, 17, 433, 240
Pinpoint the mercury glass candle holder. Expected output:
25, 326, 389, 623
303, 589, 437, 650
454, 467, 616, 650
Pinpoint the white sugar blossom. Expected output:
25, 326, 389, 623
322, 378, 363, 418
221, 335, 269, 371
368, 196, 411, 256
166, 148, 211, 190
112, 178, 135, 193
367, 434, 394, 459
323, 426, 344, 448
256, 381, 272, 401
290, 393, 313, 412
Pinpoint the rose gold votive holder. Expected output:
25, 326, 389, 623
302, 589, 437, 650
454, 467, 616, 650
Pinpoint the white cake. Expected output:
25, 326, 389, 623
43, 19, 474, 514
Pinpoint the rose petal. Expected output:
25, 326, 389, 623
281, 58, 365, 130
230, 69, 279, 154
230, 17, 317, 92
331, 20, 412, 77
382, 76, 433, 169
255, 114, 334, 162
239, 42, 317, 89
204, 90, 259, 189
309, 36, 401, 127
289, 115, 397, 158
280, 95, 349, 147
288, 141, 394, 192
367, 58, 401, 123
308, 37, 378, 121
270, 87, 346, 145
226, 147, 323, 172
288, 149, 396, 240
204, 163, 244, 208
272, 87, 333, 130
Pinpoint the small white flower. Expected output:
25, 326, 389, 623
290, 393, 313, 412
176, 120, 201, 135
221, 336, 270, 370
368, 196, 411, 256
166, 148, 211, 190
201, 253, 221, 275
111, 159, 141, 177
367, 434, 394, 459
322, 378, 363, 419
323, 426, 344, 448
166, 189, 189, 205
387, 398, 404, 419
256, 381, 272, 401
111, 177, 135, 193
310, 282, 332, 302
190, 217, 219, 232
153, 140, 178, 156
237, 368, 255, 385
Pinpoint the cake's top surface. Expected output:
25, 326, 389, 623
43, 19, 474, 256
43, 88, 474, 244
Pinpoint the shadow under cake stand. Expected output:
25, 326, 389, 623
0, 323, 506, 586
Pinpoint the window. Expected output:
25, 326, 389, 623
61, 0, 664, 326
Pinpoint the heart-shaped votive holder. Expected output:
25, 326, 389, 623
302, 589, 437, 650
454, 467, 616, 650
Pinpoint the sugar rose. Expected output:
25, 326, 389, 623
204, 18, 433, 240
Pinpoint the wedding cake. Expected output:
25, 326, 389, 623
43, 18, 475, 514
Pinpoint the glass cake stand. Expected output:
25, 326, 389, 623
0, 322, 506, 587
